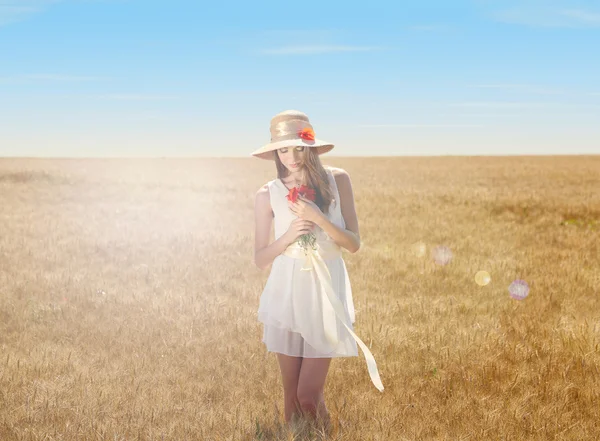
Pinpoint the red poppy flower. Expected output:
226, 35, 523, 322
286, 185, 316, 203
285, 184, 318, 253
286, 187, 300, 203
298, 185, 316, 201
298, 127, 315, 141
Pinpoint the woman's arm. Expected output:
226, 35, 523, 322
314, 168, 361, 253
253, 185, 292, 270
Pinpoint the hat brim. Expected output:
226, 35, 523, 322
251, 138, 334, 160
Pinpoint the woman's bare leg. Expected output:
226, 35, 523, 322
296, 357, 332, 427
276, 353, 303, 423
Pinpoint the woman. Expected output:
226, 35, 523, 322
251, 110, 383, 430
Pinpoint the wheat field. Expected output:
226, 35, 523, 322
0, 156, 599, 441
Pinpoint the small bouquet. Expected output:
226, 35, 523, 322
286, 184, 318, 252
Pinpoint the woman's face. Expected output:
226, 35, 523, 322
277, 145, 305, 171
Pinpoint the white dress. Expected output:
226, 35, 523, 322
257, 167, 359, 358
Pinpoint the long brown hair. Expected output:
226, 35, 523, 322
274, 147, 334, 216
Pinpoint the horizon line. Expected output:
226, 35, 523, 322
1, 153, 599, 160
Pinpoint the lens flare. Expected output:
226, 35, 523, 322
411, 241, 427, 257
432, 245, 452, 265
509, 279, 529, 300
475, 270, 491, 286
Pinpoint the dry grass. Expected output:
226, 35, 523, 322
0, 156, 599, 441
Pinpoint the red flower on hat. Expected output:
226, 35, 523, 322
298, 127, 315, 141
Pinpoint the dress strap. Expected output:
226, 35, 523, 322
325, 168, 339, 206
268, 179, 286, 215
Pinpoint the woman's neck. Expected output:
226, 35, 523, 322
283, 170, 305, 184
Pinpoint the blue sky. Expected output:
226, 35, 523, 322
0, 0, 599, 157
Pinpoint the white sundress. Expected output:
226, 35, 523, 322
257, 167, 384, 391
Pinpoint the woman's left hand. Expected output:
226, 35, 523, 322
288, 196, 324, 224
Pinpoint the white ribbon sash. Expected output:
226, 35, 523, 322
282, 240, 384, 392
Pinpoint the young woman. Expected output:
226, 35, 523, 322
251, 110, 383, 430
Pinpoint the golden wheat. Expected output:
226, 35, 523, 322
0, 156, 599, 441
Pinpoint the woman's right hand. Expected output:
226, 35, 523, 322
284, 218, 316, 245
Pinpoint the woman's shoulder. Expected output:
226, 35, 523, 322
257, 178, 283, 202
255, 181, 276, 216
325, 166, 349, 187
326, 165, 348, 177
256, 179, 277, 196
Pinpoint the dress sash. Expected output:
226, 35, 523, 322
282, 240, 384, 392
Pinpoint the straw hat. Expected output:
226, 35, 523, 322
251, 110, 334, 160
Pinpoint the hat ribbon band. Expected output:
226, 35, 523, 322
271, 120, 313, 143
